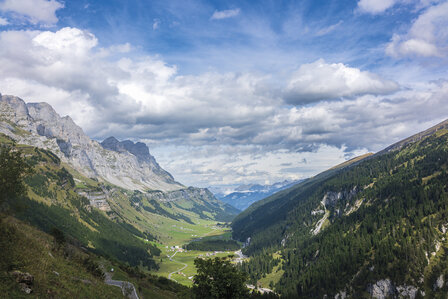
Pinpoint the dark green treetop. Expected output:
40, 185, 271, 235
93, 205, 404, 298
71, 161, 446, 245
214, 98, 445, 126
192, 256, 249, 299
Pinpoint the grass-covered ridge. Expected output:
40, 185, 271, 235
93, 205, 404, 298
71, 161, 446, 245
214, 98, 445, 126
0, 216, 124, 298
0, 215, 193, 298
0, 133, 243, 291
1, 136, 161, 270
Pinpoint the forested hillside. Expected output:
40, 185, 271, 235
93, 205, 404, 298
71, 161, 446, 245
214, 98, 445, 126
232, 120, 448, 298
0, 134, 161, 269
0, 132, 236, 271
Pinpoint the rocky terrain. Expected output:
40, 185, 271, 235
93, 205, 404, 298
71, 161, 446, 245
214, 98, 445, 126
0, 94, 183, 192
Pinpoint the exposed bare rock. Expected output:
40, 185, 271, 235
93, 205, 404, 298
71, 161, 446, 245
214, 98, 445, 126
396, 285, 418, 299
10, 270, 34, 294
0, 94, 183, 192
334, 290, 346, 299
367, 279, 395, 299
100, 136, 175, 179
434, 274, 444, 290
145, 187, 215, 202
323, 187, 358, 207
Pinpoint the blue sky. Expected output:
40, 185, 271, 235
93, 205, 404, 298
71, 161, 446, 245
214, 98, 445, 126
56, 0, 433, 74
0, 0, 447, 190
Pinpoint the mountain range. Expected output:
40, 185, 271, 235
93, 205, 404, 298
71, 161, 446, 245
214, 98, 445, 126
0, 94, 238, 277
0, 94, 184, 192
215, 180, 303, 211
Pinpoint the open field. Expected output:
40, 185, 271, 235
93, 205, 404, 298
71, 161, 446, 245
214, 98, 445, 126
166, 250, 233, 287
258, 252, 285, 289
150, 226, 238, 287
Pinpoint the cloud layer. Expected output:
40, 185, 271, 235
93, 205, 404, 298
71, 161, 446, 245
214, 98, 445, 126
0, 0, 447, 187
0, 27, 409, 152
284, 59, 399, 104
211, 8, 240, 20
357, 0, 398, 14
0, 0, 63, 25
386, 1, 448, 57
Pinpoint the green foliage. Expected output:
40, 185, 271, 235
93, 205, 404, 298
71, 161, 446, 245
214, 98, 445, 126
0, 217, 123, 298
0, 145, 31, 204
50, 227, 66, 248
0, 140, 160, 270
192, 256, 250, 299
240, 251, 280, 284
141, 197, 194, 224
118, 264, 191, 296
83, 257, 104, 279
16, 197, 160, 269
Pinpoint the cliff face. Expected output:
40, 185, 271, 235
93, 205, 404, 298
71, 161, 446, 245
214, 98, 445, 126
0, 94, 183, 191
100, 136, 175, 179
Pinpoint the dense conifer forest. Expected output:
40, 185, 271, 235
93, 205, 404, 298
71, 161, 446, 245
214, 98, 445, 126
233, 127, 448, 298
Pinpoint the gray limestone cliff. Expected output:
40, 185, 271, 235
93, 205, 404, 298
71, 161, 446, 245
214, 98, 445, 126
100, 136, 174, 179
0, 93, 183, 191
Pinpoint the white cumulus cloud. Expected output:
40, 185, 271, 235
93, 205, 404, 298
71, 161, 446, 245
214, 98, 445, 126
357, 0, 398, 14
386, 1, 448, 57
211, 8, 240, 20
0, 0, 63, 25
0, 27, 446, 187
284, 59, 399, 104
0, 17, 8, 25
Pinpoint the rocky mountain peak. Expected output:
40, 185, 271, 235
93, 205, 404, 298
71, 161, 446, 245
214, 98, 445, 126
27, 101, 90, 146
0, 94, 30, 120
101, 136, 124, 152
0, 94, 183, 191
101, 137, 152, 162
27, 102, 60, 123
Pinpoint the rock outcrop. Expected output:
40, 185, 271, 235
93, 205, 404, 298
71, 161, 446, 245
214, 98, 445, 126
145, 187, 215, 203
10, 271, 34, 294
434, 274, 444, 290
396, 285, 418, 299
0, 94, 183, 192
367, 279, 395, 299
368, 279, 420, 299
101, 136, 175, 179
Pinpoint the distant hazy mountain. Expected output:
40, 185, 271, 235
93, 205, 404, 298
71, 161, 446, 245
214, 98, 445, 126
215, 180, 303, 211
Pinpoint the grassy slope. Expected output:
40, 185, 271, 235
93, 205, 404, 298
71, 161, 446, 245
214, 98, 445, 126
1, 133, 241, 289
258, 254, 285, 289
150, 227, 236, 286
0, 216, 124, 298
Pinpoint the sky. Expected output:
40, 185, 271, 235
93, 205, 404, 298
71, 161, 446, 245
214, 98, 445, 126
0, 0, 447, 191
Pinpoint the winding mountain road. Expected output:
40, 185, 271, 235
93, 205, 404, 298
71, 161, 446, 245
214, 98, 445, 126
167, 250, 188, 282
104, 271, 139, 299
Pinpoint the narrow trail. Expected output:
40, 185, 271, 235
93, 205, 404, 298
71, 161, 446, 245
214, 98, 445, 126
103, 270, 139, 299
167, 250, 188, 282
167, 226, 220, 282
166, 226, 232, 283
